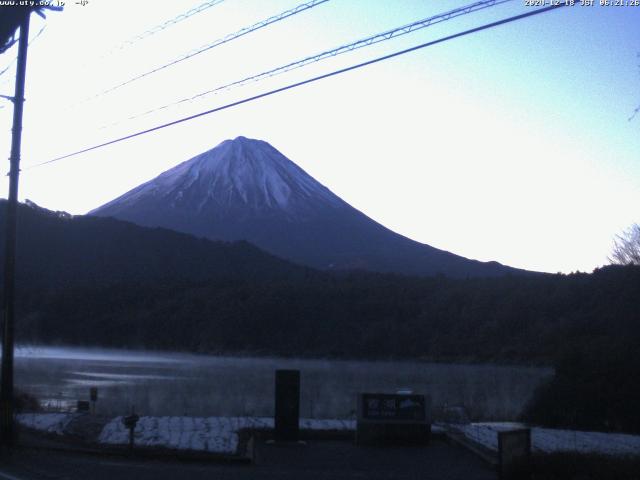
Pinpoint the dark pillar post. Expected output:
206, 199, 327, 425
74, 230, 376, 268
274, 369, 300, 441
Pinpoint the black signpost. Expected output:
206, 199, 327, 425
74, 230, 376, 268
90, 387, 97, 414
122, 412, 140, 454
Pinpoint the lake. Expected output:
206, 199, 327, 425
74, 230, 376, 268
14, 345, 552, 420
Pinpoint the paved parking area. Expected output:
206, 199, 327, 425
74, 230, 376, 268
0, 438, 495, 480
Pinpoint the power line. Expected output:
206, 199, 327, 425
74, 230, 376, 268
76, 0, 227, 75
114, 0, 515, 127
90, 0, 329, 100
0, 59, 16, 82
0, 24, 46, 88
0, 24, 47, 105
28, 4, 568, 170
101, 0, 228, 56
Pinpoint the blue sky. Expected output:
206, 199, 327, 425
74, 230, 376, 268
0, 0, 638, 273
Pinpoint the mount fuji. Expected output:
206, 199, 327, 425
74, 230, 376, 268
90, 136, 525, 277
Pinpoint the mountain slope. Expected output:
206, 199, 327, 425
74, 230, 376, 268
0, 200, 310, 289
91, 136, 528, 278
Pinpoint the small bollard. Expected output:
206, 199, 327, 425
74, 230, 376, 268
498, 429, 531, 480
122, 411, 140, 453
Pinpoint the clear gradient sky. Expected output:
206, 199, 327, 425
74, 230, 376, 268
0, 0, 638, 274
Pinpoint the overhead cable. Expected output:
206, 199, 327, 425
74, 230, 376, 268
28, 4, 568, 169
92, 0, 329, 99
103, 0, 227, 55
0, 24, 46, 88
108, 0, 515, 126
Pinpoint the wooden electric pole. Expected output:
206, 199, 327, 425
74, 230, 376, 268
0, 9, 31, 448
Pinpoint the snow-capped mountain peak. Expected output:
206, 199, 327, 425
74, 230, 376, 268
91, 136, 523, 278
102, 136, 342, 215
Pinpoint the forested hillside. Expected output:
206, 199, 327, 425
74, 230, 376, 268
3, 201, 640, 432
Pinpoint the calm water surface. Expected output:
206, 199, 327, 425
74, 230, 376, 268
14, 346, 552, 420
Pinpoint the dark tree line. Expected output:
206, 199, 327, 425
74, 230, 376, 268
14, 265, 639, 366
13, 264, 640, 433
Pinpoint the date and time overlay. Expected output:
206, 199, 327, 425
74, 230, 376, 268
1, 0, 640, 8
525, 0, 640, 6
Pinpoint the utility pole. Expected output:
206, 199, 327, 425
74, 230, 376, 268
0, 9, 31, 449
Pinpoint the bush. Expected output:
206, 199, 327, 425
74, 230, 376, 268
15, 391, 40, 413
522, 343, 640, 434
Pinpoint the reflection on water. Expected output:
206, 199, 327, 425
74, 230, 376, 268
15, 345, 553, 420
16, 345, 187, 364
69, 371, 181, 381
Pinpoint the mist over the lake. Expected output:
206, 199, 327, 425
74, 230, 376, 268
15, 345, 552, 420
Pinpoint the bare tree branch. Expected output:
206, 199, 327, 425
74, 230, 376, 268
609, 224, 640, 265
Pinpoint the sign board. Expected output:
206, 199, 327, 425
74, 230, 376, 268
498, 429, 531, 480
123, 414, 140, 429
356, 393, 431, 445
76, 400, 90, 412
361, 393, 426, 422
